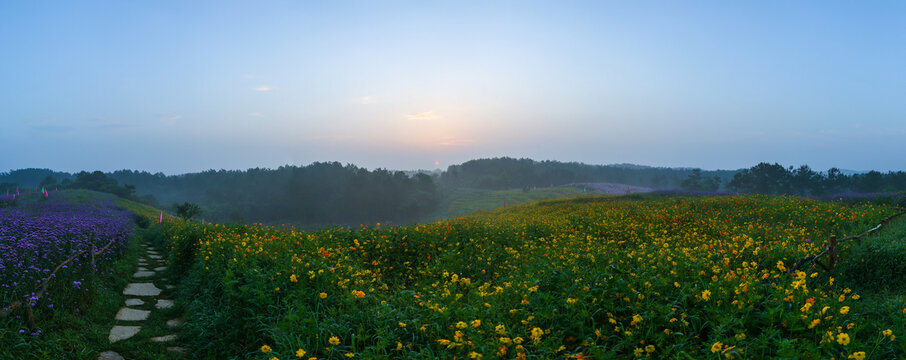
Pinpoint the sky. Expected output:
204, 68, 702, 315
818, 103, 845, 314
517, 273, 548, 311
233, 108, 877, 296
2, 1, 906, 174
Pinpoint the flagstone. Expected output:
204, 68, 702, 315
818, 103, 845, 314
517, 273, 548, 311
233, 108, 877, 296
133, 271, 155, 278
151, 334, 178, 342
124, 298, 145, 306
115, 308, 151, 321
109, 326, 141, 343
155, 299, 174, 309
98, 351, 124, 360
123, 283, 161, 296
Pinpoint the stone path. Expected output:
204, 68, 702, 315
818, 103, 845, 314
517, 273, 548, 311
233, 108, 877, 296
99, 244, 187, 359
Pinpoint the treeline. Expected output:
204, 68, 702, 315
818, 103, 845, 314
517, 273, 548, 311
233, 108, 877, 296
726, 163, 906, 196
5, 158, 906, 226
440, 157, 736, 190
107, 162, 438, 226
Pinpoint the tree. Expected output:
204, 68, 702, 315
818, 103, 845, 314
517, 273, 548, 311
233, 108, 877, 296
175, 202, 203, 220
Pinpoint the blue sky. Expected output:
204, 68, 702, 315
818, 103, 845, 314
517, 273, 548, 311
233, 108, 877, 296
2, 1, 905, 174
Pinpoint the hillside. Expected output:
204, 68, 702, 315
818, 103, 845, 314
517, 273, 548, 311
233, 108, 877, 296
146, 193, 906, 358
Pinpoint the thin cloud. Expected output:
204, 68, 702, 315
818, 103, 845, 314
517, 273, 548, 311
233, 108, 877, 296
437, 137, 474, 146
353, 96, 375, 105
253, 85, 272, 92
159, 114, 182, 124
298, 135, 358, 142
405, 111, 439, 120
249, 112, 264, 117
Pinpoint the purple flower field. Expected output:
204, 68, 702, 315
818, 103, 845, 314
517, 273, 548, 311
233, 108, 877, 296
0, 195, 134, 314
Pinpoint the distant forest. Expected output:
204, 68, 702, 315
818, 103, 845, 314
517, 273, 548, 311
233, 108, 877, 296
3, 158, 906, 226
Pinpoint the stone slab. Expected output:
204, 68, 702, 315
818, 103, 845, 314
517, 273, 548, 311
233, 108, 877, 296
109, 326, 141, 343
166, 318, 184, 328
124, 298, 144, 306
148, 254, 162, 259
167, 346, 187, 354
155, 299, 174, 309
154, 266, 167, 271
123, 283, 161, 297
151, 334, 178, 342
133, 271, 155, 278
115, 308, 151, 321
98, 351, 124, 360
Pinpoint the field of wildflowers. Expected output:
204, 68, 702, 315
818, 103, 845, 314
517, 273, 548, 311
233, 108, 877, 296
156, 195, 905, 359
0, 193, 134, 333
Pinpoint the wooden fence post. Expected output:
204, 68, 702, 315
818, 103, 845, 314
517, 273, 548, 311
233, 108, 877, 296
827, 236, 837, 273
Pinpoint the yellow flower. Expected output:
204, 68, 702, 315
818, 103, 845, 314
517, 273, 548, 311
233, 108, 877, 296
456, 321, 468, 329
396, 342, 403, 350
270, 357, 279, 360
468, 352, 483, 359
261, 345, 272, 353
398, 322, 407, 327
702, 290, 712, 301
499, 337, 512, 344
808, 319, 821, 329
513, 337, 524, 344
329, 336, 340, 345
883, 329, 893, 337
852, 294, 860, 300
437, 339, 451, 346
319, 292, 327, 299
645, 344, 655, 353
344, 353, 354, 358
840, 306, 850, 315
495, 324, 507, 335
530, 327, 543, 344
290, 274, 298, 282
848, 352, 866, 360
837, 333, 850, 346
631, 314, 643, 326
471, 319, 481, 327
633, 348, 644, 357
295, 349, 306, 358
711, 342, 723, 353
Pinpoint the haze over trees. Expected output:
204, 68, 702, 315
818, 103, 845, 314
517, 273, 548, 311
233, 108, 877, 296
3, 158, 906, 226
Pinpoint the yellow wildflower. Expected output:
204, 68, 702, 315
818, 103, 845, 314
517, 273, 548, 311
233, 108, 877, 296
711, 341, 723, 353
837, 333, 850, 346
319, 292, 327, 299
471, 319, 481, 327
329, 336, 340, 345
840, 306, 850, 315
702, 290, 712, 301
261, 345, 272, 353
848, 352, 866, 360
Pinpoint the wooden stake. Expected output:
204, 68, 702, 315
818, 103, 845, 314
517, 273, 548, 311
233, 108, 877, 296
827, 236, 837, 273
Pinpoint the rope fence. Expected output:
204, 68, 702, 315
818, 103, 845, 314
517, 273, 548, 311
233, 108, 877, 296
0, 237, 120, 328
788, 210, 906, 275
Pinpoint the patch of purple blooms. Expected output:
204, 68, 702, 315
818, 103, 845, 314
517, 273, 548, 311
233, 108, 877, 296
0, 196, 134, 310
651, 189, 740, 197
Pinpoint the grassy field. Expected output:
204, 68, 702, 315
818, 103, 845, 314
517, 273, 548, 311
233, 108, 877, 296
433, 186, 590, 219
151, 193, 906, 359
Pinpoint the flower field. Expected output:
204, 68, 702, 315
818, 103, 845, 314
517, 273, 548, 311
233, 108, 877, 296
157, 195, 905, 359
0, 194, 134, 329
